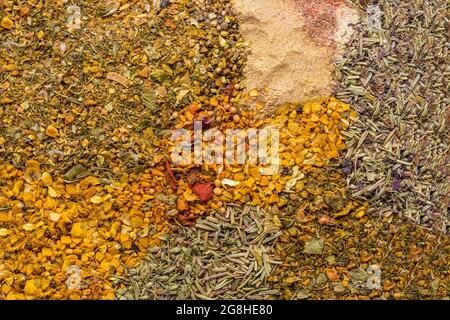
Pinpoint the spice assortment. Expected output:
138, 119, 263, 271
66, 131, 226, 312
0, 0, 448, 301
270, 168, 448, 299
0, 161, 173, 299
0, 93, 357, 299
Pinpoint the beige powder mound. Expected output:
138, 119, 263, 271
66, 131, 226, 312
233, 0, 358, 112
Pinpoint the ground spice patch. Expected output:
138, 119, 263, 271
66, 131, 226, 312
233, 0, 358, 111
294, 0, 348, 47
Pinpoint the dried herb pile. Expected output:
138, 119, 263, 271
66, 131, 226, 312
115, 206, 282, 300
0, 0, 246, 178
334, 0, 449, 232
271, 168, 449, 299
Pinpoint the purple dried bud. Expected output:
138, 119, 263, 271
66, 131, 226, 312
161, 0, 170, 8
342, 166, 352, 175
393, 168, 401, 179
200, 116, 212, 129
392, 179, 401, 191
